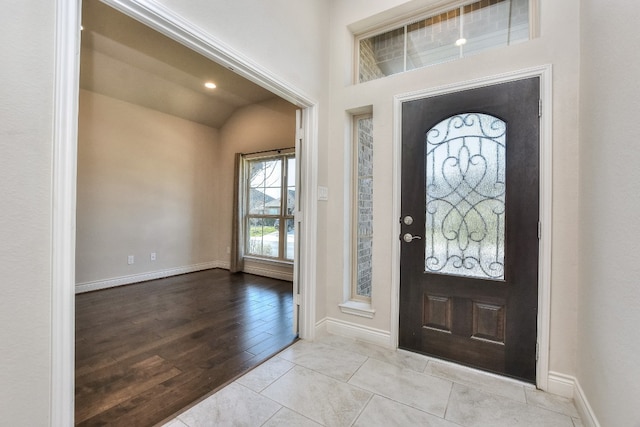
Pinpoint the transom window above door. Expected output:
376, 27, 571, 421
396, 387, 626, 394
356, 0, 533, 83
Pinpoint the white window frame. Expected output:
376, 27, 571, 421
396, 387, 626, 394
351, 114, 373, 302
354, 0, 538, 84
244, 149, 296, 264
339, 113, 376, 318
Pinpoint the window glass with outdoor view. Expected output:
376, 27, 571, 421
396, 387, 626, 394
358, 0, 531, 83
354, 115, 373, 300
246, 153, 295, 261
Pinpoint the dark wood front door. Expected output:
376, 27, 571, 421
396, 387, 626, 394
399, 78, 540, 382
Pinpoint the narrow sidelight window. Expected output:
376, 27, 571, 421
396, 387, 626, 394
353, 115, 373, 299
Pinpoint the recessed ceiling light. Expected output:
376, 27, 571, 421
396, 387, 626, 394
455, 38, 467, 46
204, 82, 217, 89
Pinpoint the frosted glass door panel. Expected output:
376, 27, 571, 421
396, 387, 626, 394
425, 113, 506, 280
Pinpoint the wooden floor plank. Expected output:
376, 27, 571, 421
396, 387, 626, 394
75, 269, 296, 426
76, 355, 182, 423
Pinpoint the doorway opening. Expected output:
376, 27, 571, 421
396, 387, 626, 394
52, 0, 318, 424
391, 66, 553, 389
399, 78, 540, 383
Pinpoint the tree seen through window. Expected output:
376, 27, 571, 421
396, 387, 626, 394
246, 154, 295, 261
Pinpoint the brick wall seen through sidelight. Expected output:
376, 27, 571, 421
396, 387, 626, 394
356, 116, 373, 298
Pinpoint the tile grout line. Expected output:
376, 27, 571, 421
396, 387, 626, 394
522, 388, 582, 420
258, 406, 284, 427
348, 392, 376, 427
422, 363, 534, 407
441, 380, 455, 424
253, 356, 296, 394
344, 354, 370, 383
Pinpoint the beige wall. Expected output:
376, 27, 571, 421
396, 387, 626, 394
578, 1, 640, 425
217, 98, 298, 273
0, 1, 55, 425
325, 0, 581, 378
76, 90, 219, 285
76, 94, 297, 286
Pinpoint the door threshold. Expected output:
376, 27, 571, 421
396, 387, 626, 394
398, 346, 536, 388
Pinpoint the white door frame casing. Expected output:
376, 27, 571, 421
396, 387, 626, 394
390, 65, 553, 390
52, 0, 319, 424
52, 1, 81, 426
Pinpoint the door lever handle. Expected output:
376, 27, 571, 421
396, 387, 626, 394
402, 233, 422, 243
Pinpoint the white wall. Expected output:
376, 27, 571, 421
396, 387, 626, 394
0, 0, 329, 425
76, 90, 219, 286
153, 0, 330, 100
325, 0, 581, 380
578, 1, 640, 425
0, 1, 55, 425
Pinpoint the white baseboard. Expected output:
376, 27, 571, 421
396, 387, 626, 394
318, 316, 393, 349
573, 377, 601, 427
242, 265, 293, 282
314, 317, 328, 338
547, 371, 575, 398
75, 261, 223, 293
547, 371, 600, 427
76, 259, 293, 293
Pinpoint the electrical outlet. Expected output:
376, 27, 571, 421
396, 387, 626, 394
127, 255, 134, 265
150, 252, 156, 261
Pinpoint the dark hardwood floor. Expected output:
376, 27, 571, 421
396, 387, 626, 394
75, 269, 296, 426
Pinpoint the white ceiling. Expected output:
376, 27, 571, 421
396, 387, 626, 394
80, 0, 283, 129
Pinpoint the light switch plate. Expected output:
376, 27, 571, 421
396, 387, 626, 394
318, 186, 329, 201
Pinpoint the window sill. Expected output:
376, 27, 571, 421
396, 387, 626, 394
243, 256, 293, 267
339, 300, 375, 319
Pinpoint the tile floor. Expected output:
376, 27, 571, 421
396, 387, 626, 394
162, 334, 582, 427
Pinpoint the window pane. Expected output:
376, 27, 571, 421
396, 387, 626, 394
287, 157, 296, 215
244, 153, 294, 262
285, 219, 295, 261
249, 188, 266, 215
359, 27, 405, 83
249, 159, 282, 215
356, 116, 373, 298
357, 0, 530, 83
247, 217, 279, 258
425, 113, 506, 280
407, 9, 460, 70
462, 0, 529, 57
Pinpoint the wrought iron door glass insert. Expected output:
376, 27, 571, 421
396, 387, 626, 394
425, 113, 506, 280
